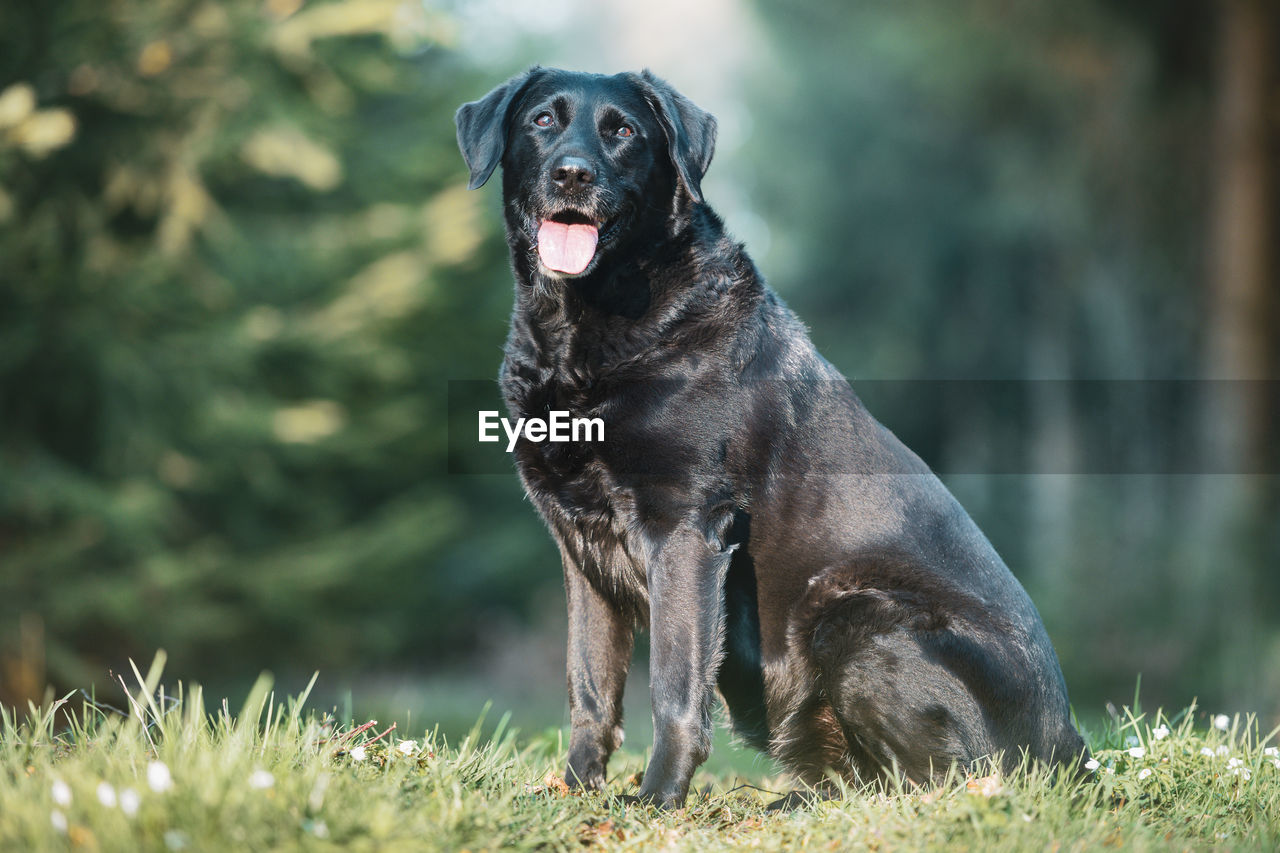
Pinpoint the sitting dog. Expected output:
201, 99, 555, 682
455, 67, 1087, 808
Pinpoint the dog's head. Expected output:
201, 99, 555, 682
455, 68, 717, 280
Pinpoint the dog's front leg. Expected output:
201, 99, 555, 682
638, 527, 730, 808
563, 559, 634, 791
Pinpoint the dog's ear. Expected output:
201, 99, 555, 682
455, 68, 541, 190
636, 70, 718, 204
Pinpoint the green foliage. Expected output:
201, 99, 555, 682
749, 0, 1205, 380
2, 662, 1279, 851
0, 0, 544, 689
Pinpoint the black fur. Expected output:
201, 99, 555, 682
456, 68, 1087, 808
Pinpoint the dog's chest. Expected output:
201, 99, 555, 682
505, 373, 651, 606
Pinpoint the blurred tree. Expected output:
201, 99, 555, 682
1206, 0, 1273, 439
1092, 0, 1279, 708
0, 0, 543, 702
1198, 0, 1277, 703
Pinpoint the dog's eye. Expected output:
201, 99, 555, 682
534, 112, 555, 128
616, 124, 634, 138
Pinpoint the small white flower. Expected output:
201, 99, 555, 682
349, 745, 367, 761
1128, 746, 1146, 759
1215, 745, 1230, 757
1213, 714, 1230, 731
1152, 725, 1170, 740
119, 788, 141, 818
1138, 768, 1152, 780
50, 810, 68, 833
51, 779, 72, 807
1228, 757, 1243, 769
1105, 766, 1114, 775
1231, 767, 1251, 780
1200, 747, 1215, 757
1124, 735, 1140, 748
1271, 759, 1280, 770
248, 769, 275, 790
311, 820, 329, 839
397, 740, 417, 755
1264, 747, 1278, 757
97, 782, 117, 808
1084, 758, 1100, 771
147, 760, 173, 793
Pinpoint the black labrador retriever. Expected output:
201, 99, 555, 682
456, 67, 1087, 809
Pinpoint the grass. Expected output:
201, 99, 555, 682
3, 654, 1279, 851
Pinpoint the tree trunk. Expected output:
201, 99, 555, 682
1207, 0, 1273, 399
1203, 0, 1276, 708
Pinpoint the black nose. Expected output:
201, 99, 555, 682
551, 156, 595, 190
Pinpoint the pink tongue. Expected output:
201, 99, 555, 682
537, 220, 599, 274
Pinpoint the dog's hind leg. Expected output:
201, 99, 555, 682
807, 586, 996, 785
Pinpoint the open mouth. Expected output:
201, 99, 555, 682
535, 210, 601, 276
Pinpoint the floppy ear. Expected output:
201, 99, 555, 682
637, 70, 718, 204
455, 68, 541, 190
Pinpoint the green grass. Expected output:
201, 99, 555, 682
3, 654, 1279, 851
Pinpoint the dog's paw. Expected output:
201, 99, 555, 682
615, 792, 678, 811
614, 785, 687, 811
564, 761, 607, 793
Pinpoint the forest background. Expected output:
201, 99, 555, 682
1, 0, 1277, 745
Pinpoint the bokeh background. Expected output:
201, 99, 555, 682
2, 0, 1277, 753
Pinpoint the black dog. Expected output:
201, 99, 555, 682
456, 68, 1086, 808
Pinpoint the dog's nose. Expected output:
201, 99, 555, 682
551, 156, 595, 190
